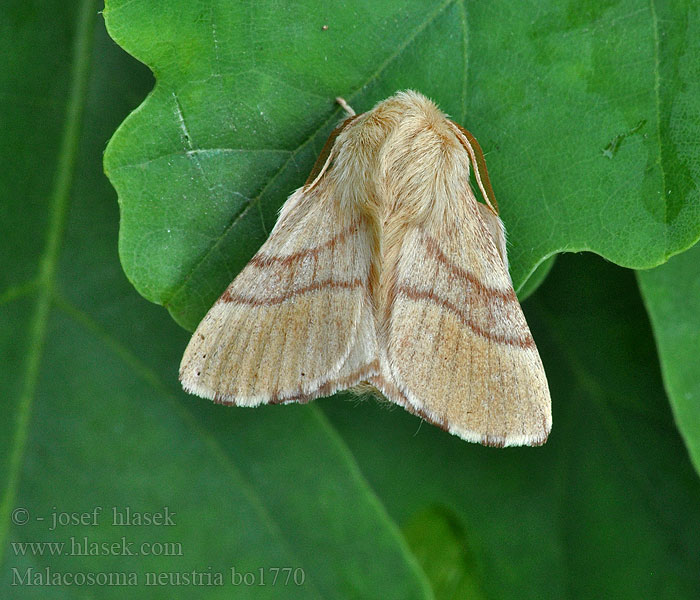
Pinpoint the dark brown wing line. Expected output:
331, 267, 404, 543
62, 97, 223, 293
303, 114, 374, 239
422, 233, 517, 304
395, 285, 534, 349
221, 278, 364, 306
392, 232, 531, 348
250, 221, 359, 268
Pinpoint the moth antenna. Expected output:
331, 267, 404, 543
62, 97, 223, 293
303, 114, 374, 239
449, 122, 499, 216
304, 114, 359, 192
305, 147, 335, 193
335, 96, 356, 117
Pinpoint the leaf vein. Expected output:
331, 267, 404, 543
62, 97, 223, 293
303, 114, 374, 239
0, 0, 97, 565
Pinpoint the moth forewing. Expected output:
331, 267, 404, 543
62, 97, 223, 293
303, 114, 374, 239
476, 202, 508, 272
179, 143, 380, 405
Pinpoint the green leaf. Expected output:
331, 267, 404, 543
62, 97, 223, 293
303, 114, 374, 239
103, 0, 700, 329
638, 242, 700, 475
403, 506, 487, 600
323, 253, 700, 599
516, 254, 556, 301
0, 4, 431, 598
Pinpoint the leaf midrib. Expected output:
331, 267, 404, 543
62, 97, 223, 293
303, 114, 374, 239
648, 0, 669, 252
0, 0, 97, 566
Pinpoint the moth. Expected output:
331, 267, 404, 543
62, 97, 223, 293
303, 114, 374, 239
180, 90, 552, 447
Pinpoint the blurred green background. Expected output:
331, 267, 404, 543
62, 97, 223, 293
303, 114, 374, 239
2, 1, 700, 598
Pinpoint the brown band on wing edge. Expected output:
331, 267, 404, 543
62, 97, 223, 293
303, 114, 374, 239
211, 360, 382, 406
267, 360, 381, 404
368, 374, 449, 432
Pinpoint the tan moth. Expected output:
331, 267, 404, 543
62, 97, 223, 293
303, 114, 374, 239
180, 90, 552, 447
